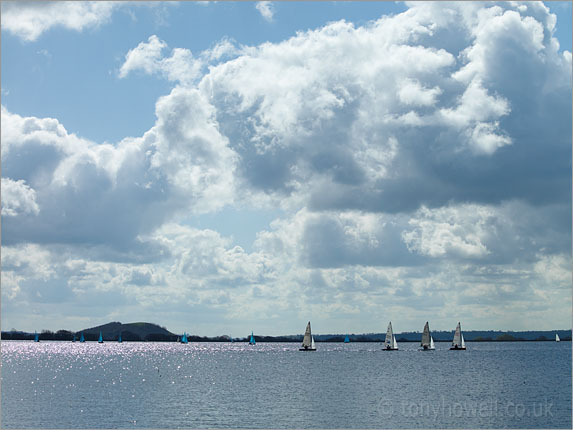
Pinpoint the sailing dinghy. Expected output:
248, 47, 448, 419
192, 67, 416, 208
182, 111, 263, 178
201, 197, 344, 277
556, 334, 560, 342
450, 322, 466, 350
344, 334, 350, 343
384, 322, 399, 350
181, 333, 188, 344
98, 331, 104, 344
299, 321, 317, 351
420, 322, 435, 350
249, 332, 256, 345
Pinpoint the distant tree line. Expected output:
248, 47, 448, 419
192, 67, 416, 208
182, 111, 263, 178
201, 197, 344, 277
2, 329, 570, 342
0, 330, 179, 342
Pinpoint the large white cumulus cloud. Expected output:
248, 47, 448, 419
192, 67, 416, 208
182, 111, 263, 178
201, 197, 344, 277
198, 1, 568, 213
1, 90, 237, 253
2, 1, 571, 333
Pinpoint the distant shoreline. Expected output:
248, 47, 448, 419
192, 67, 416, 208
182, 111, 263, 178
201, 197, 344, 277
2, 323, 571, 343
2, 338, 570, 342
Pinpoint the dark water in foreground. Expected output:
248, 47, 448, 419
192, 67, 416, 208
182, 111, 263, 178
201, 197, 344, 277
1, 341, 571, 428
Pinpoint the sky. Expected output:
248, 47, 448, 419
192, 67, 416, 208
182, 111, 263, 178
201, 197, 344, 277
1, 1, 571, 337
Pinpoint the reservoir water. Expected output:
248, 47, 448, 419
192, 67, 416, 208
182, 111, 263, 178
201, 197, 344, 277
1, 341, 571, 428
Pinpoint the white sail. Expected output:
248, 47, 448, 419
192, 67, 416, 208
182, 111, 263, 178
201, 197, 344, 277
311, 336, 315, 349
430, 336, 435, 349
302, 322, 312, 348
391, 335, 398, 350
421, 322, 431, 347
385, 322, 393, 347
461, 334, 465, 348
556, 334, 560, 342
452, 322, 462, 347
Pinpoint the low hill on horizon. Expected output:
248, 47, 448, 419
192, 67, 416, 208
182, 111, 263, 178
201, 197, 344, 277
80, 321, 176, 341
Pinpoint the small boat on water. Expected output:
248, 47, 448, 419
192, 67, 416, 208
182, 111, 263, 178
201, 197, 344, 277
34, 331, 39, 342
384, 322, 399, 350
450, 322, 466, 350
181, 333, 188, 344
249, 332, 256, 345
344, 334, 350, 343
420, 322, 435, 350
118, 333, 122, 343
299, 321, 317, 351
80, 332, 85, 343
98, 331, 104, 344
556, 334, 560, 342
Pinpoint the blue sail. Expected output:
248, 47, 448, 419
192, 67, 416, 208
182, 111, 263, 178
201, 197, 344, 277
181, 333, 188, 344
249, 332, 256, 345
34, 331, 39, 342
118, 333, 122, 343
98, 331, 103, 343
80, 332, 85, 343
344, 334, 350, 343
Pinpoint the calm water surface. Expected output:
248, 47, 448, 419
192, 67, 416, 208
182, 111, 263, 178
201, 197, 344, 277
1, 341, 571, 428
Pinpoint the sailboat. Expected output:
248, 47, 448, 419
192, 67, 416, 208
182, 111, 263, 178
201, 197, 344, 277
181, 333, 188, 344
450, 322, 466, 350
420, 322, 435, 350
80, 332, 85, 343
344, 334, 350, 343
249, 332, 256, 345
384, 322, 399, 350
299, 321, 317, 351
98, 331, 104, 344
118, 333, 122, 343
34, 331, 39, 342
556, 334, 560, 342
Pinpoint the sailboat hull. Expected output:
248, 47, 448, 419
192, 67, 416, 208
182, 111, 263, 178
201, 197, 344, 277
383, 348, 399, 351
449, 346, 466, 350
298, 347, 317, 351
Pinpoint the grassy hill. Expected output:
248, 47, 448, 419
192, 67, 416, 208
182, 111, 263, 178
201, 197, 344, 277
79, 321, 176, 341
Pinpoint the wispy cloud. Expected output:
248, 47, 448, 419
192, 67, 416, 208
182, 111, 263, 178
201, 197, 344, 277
1, 2, 118, 42
0, 2, 173, 42
256, 1, 275, 22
